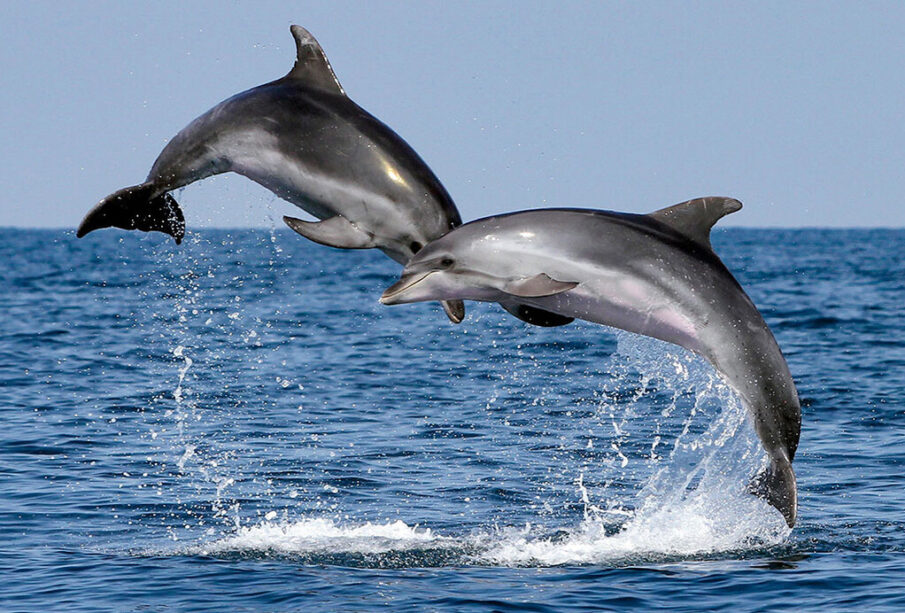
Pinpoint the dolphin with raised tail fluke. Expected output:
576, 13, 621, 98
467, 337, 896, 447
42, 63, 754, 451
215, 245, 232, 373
77, 25, 465, 323
380, 197, 801, 527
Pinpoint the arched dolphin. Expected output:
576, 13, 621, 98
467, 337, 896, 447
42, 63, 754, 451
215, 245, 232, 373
77, 25, 464, 323
380, 198, 801, 527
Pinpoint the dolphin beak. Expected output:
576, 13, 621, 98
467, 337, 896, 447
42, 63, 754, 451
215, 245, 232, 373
381, 273, 466, 324
379, 271, 432, 305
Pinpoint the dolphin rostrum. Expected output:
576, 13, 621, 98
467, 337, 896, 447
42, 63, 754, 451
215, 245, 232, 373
380, 198, 801, 527
77, 25, 465, 323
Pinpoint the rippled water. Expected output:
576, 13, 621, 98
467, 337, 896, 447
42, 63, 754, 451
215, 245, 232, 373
2, 227, 903, 610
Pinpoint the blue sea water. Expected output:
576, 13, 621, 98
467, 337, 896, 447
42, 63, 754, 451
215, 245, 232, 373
1, 226, 904, 611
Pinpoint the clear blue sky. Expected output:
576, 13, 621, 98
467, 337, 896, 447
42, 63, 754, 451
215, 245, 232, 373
2, 1, 903, 228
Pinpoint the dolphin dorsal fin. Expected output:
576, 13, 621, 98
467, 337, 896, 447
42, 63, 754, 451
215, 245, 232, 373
647, 197, 742, 250
285, 25, 345, 95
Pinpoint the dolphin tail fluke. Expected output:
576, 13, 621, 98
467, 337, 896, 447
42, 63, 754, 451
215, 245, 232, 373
749, 455, 797, 528
77, 183, 185, 244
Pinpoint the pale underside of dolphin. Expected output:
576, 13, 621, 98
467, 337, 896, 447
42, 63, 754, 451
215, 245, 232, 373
77, 25, 464, 323
380, 197, 802, 527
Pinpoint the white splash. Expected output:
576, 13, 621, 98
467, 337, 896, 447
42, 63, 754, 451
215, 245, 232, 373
479, 485, 789, 566
189, 493, 787, 566
195, 517, 448, 556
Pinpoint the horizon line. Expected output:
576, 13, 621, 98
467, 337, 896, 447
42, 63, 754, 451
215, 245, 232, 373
3, 225, 903, 232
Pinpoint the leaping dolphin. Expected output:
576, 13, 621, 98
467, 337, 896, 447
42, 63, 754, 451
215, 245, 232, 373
77, 25, 465, 323
380, 198, 801, 527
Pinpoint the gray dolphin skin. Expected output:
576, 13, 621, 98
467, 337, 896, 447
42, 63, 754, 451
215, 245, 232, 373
77, 25, 465, 323
380, 198, 801, 527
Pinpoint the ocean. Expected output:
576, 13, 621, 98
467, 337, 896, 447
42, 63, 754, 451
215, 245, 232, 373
2, 227, 903, 611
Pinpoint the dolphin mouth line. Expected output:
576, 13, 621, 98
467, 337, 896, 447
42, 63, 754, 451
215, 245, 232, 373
379, 271, 434, 304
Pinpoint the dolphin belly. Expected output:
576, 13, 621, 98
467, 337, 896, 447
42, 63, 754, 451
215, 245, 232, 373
224, 129, 363, 221
522, 271, 707, 357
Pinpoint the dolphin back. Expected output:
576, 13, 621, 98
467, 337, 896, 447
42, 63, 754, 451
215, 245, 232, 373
648, 198, 800, 527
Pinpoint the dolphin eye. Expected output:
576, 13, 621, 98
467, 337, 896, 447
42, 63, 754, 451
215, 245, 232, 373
439, 257, 455, 269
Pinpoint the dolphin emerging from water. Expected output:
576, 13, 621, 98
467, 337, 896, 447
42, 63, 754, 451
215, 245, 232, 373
77, 25, 465, 323
380, 198, 801, 527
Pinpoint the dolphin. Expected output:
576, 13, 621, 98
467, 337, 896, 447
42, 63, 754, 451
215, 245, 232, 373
77, 25, 465, 323
380, 197, 801, 527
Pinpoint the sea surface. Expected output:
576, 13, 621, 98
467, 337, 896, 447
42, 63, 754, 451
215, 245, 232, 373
1, 226, 903, 611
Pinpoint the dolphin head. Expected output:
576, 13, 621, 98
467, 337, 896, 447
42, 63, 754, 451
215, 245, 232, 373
379, 234, 501, 306
380, 216, 579, 308
383, 221, 468, 322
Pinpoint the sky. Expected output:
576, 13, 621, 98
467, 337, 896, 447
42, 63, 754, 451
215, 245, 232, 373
1, 1, 904, 229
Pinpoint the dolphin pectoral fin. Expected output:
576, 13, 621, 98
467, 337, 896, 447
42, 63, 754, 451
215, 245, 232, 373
499, 302, 575, 327
441, 300, 465, 324
284, 25, 345, 95
502, 273, 578, 298
647, 197, 742, 250
77, 183, 185, 244
748, 456, 797, 528
283, 215, 376, 250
